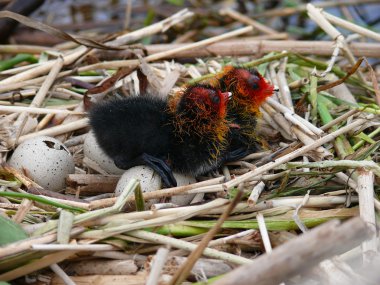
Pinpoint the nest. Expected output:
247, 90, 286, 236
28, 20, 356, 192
0, 1, 379, 284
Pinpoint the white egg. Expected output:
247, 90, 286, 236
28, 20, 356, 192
115, 166, 161, 196
170, 173, 196, 206
115, 166, 197, 208
8, 136, 75, 191
83, 132, 124, 175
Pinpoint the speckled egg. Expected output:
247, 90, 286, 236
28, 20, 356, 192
8, 136, 75, 191
115, 166, 161, 196
115, 166, 197, 207
83, 132, 124, 175
170, 173, 196, 206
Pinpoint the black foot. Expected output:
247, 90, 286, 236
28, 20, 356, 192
223, 147, 251, 163
141, 153, 177, 188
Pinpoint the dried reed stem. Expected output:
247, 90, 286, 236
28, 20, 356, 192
307, 4, 366, 81
0, 227, 84, 259
219, 8, 278, 35
257, 213, 272, 253
12, 56, 64, 145
146, 247, 170, 285
89, 176, 225, 210
223, 115, 373, 189
248, 181, 265, 207
108, 9, 194, 46
0, 44, 54, 54
0, 105, 85, 115
276, 56, 294, 111
32, 244, 116, 251
145, 40, 380, 58
356, 168, 377, 263
213, 218, 373, 285
322, 11, 380, 42
127, 230, 250, 265
12, 118, 89, 145
50, 264, 76, 285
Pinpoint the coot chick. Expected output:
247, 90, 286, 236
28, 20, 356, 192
89, 85, 230, 187
169, 85, 230, 176
89, 94, 175, 186
216, 66, 275, 161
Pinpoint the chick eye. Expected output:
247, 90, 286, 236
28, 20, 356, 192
211, 95, 220, 104
248, 75, 260, 90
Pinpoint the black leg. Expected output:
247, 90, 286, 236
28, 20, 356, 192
225, 147, 251, 163
141, 153, 177, 188
113, 153, 177, 187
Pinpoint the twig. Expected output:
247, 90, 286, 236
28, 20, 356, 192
32, 244, 116, 251
307, 4, 344, 77
320, 109, 358, 131
12, 198, 33, 223
287, 160, 380, 178
0, 105, 85, 115
57, 210, 74, 244
219, 8, 279, 35
317, 57, 364, 92
248, 181, 265, 207
208, 229, 257, 247
80, 199, 229, 240
322, 11, 380, 42
12, 56, 64, 145
79, 26, 254, 73
145, 40, 380, 59
357, 168, 377, 263
223, 115, 373, 189
146, 247, 170, 285
307, 4, 366, 81
212, 217, 373, 285
126, 230, 250, 265
257, 213, 272, 253
0, 44, 54, 54
0, 250, 80, 281
363, 57, 380, 107
108, 9, 194, 46
250, 0, 380, 19
168, 189, 243, 285
11, 118, 89, 146
50, 264, 76, 285
292, 191, 311, 233
266, 97, 324, 136
89, 176, 225, 210
276, 56, 294, 112
0, 227, 85, 259
33, 179, 139, 236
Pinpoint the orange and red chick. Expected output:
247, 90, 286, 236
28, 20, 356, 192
215, 66, 275, 161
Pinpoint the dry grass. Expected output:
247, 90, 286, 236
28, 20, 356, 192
0, 1, 379, 285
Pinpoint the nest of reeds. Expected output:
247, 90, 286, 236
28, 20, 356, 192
0, 1, 379, 285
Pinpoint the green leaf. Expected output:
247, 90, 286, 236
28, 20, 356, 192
354, 132, 376, 145
0, 54, 37, 71
0, 215, 28, 246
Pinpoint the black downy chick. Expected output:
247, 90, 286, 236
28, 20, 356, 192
89, 85, 230, 187
169, 85, 230, 176
89, 95, 175, 186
